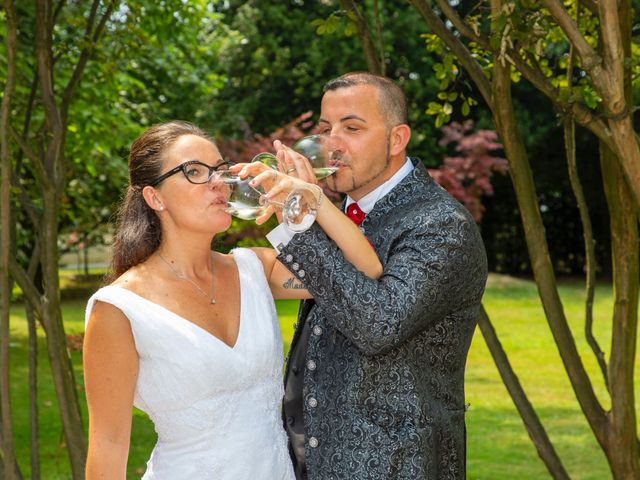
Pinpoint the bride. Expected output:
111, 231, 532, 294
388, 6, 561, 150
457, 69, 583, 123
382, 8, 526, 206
83, 121, 381, 479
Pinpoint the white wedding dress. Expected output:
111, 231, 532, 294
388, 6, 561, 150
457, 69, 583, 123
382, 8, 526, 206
85, 248, 295, 479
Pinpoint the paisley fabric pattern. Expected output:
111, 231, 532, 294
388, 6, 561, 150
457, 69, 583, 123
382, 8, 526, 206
279, 159, 487, 479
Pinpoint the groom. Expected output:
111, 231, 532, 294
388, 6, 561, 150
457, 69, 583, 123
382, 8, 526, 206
275, 72, 487, 479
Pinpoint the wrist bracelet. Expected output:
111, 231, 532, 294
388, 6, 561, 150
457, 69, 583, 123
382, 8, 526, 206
314, 185, 324, 209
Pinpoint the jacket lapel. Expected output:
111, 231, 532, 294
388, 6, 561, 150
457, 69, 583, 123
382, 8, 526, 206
363, 158, 433, 227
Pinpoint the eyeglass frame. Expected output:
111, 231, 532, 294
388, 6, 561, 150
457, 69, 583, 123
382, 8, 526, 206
148, 159, 233, 187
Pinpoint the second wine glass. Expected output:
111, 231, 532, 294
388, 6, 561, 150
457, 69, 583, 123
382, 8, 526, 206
252, 134, 340, 180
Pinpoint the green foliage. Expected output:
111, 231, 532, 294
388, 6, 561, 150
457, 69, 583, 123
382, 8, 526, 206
206, 1, 367, 139
3, 1, 245, 265
419, 0, 635, 124
422, 33, 479, 125
311, 9, 357, 37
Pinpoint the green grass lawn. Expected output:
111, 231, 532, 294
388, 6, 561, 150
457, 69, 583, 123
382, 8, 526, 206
7, 274, 639, 479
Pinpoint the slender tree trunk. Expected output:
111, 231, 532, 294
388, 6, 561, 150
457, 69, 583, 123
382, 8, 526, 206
0, 0, 20, 478
601, 2, 639, 474
33, 1, 87, 476
83, 245, 89, 277
600, 143, 640, 478
38, 201, 86, 478
478, 306, 570, 479
607, 117, 640, 208
26, 302, 40, 480
596, 3, 639, 476
564, 118, 608, 390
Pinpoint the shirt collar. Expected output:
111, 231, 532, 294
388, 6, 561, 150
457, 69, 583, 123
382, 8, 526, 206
345, 157, 414, 214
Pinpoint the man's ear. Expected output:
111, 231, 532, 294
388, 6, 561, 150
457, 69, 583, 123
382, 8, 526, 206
142, 186, 165, 212
390, 124, 411, 156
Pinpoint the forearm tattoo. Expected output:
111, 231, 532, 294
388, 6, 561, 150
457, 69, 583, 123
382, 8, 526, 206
283, 277, 306, 290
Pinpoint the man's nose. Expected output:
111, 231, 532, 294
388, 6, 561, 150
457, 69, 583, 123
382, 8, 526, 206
325, 135, 346, 159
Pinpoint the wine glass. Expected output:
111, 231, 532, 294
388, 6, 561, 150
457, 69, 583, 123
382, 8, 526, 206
252, 134, 340, 180
217, 173, 319, 232
222, 176, 270, 221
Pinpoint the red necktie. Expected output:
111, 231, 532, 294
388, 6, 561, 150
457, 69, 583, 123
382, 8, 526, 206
346, 202, 366, 226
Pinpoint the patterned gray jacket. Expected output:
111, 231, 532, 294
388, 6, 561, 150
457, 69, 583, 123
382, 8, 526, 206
279, 159, 488, 479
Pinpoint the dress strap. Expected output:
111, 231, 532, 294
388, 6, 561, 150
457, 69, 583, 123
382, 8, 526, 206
231, 248, 269, 291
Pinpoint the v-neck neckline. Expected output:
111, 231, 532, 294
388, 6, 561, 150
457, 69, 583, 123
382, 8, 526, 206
109, 253, 244, 350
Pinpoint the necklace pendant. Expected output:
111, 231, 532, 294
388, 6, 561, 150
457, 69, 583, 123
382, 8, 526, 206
210, 298, 216, 305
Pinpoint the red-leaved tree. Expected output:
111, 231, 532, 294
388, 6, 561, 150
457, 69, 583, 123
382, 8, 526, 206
429, 120, 509, 221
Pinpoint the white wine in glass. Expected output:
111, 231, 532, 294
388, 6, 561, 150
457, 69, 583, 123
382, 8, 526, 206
252, 134, 340, 180
219, 173, 318, 232
292, 135, 339, 179
221, 176, 269, 220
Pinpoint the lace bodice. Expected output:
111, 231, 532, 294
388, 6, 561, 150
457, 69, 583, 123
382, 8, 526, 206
85, 248, 294, 479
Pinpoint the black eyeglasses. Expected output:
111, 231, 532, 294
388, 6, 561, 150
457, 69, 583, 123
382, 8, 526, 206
149, 160, 233, 187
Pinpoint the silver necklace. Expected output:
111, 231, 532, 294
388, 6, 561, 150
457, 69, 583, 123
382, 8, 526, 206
158, 252, 216, 305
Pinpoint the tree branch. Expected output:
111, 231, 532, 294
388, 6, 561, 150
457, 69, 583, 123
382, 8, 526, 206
62, 0, 117, 119
478, 306, 570, 479
435, 0, 492, 50
338, 0, 382, 75
597, 0, 624, 95
9, 126, 52, 192
8, 258, 43, 321
564, 4, 609, 394
538, 0, 602, 70
373, 0, 385, 76
564, 119, 609, 391
428, 0, 618, 154
35, 0, 62, 138
11, 175, 42, 234
507, 50, 617, 153
52, 0, 67, 31
409, 0, 493, 107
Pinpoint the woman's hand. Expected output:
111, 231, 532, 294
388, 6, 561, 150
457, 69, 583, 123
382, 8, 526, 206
228, 162, 281, 225
229, 141, 321, 225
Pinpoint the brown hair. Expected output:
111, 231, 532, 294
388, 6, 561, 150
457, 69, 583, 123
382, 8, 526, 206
108, 121, 213, 280
323, 72, 408, 128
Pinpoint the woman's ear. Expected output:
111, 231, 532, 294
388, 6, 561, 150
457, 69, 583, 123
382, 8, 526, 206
389, 124, 411, 156
142, 186, 165, 212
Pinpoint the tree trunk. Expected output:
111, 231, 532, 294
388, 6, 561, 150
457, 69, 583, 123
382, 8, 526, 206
0, 0, 20, 477
83, 245, 89, 277
478, 306, 570, 479
596, 3, 639, 476
564, 118, 608, 390
600, 143, 640, 478
489, 16, 608, 450
33, 1, 87, 476
27, 302, 40, 480
38, 201, 86, 479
